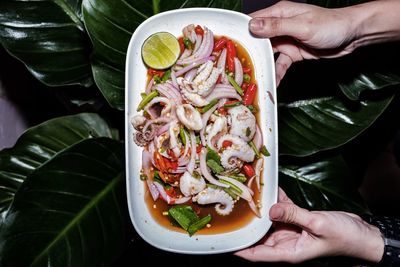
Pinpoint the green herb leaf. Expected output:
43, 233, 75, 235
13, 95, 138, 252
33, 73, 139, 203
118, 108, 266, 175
188, 214, 212, 236
206, 147, 221, 165
206, 159, 224, 174
168, 205, 199, 231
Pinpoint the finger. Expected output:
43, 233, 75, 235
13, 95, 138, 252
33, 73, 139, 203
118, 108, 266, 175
249, 17, 306, 40
274, 53, 293, 86
234, 244, 290, 262
278, 187, 293, 203
269, 203, 313, 231
249, 1, 309, 18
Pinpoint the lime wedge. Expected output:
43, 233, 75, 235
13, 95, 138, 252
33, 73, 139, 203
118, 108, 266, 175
141, 32, 180, 70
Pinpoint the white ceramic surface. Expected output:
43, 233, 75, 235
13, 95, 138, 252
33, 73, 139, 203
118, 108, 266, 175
125, 8, 278, 254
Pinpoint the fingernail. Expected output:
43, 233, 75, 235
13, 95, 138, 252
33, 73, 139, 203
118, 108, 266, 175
270, 206, 284, 220
249, 18, 264, 31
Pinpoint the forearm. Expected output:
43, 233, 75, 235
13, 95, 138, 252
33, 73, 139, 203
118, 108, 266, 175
345, 0, 400, 49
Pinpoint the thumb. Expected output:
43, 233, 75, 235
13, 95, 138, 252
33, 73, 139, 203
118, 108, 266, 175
249, 17, 304, 39
269, 202, 313, 230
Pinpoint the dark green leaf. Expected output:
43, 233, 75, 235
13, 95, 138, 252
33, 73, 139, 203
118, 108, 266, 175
278, 95, 393, 156
0, 138, 129, 267
207, 159, 224, 174
339, 72, 400, 100
168, 205, 199, 231
279, 156, 368, 214
82, 0, 242, 109
0, 0, 93, 87
0, 113, 117, 219
336, 44, 400, 100
187, 214, 212, 236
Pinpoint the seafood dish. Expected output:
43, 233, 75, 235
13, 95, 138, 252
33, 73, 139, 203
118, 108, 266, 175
131, 23, 271, 236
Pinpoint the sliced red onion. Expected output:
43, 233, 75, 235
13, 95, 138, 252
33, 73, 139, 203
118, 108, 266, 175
190, 30, 197, 43
154, 182, 171, 203
247, 175, 256, 190
174, 56, 214, 77
171, 71, 178, 88
147, 107, 159, 119
253, 125, 263, 151
142, 150, 152, 179
217, 48, 227, 70
186, 131, 196, 174
177, 27, 214, 65
221, 72, 229, 84
145, 78, 154, 94
148, 142, 156, 167
193, 34, 203, 53
248, 198, 261, 218
147, 180, 159, 201
214, 84, 235, 90
179, 49, 192, 60
217, 175, 253, 201
164, 83, 183, 103
154, 181, 190, 204
156, 121, 172, 136
254, 158, 263, 192
156, 84, 181, 103
144, 97, 171, 115
234, 57, 243, 86
173, 196, 191, 204
199, 148, 228, 188
184, 68, 197, 82
170, 166, 187, 173
183, 24, 195, 42
205, 90, 241, 102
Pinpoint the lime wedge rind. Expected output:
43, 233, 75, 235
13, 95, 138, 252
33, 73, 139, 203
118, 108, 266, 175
141, 32, 180, 70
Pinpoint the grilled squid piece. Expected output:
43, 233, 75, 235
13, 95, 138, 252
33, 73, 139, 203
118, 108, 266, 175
176, 104, 203, 131
131, 114, 146, 130
217, 134, 255, 169
228, 105, 256, 142
133, 124, 157, 147
179, 171, 206, 197
192, 61, 221, 96
205, 116, 228, 150
193, 187, 234, 216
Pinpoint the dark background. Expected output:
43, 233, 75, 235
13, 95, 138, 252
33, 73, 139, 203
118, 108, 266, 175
1, 0, 399, 266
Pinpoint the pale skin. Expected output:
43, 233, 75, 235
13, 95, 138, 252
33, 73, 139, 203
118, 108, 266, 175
235, 188, 384, 263
248, 0, 400, 86
235, 0, 400, 263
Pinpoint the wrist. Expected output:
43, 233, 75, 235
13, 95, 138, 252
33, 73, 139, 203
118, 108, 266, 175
344, 0, 400, 49
362, 224, 385, 263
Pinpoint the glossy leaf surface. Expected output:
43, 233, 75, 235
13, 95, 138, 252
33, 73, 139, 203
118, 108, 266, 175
0, 0, 93, 87
278, 95, 393, 156
279, 156, 368, 214
0, 138, 128, 267
0, 113, 116, 218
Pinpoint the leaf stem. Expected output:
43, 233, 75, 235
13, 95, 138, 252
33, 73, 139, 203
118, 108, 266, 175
153, 0, 160, 14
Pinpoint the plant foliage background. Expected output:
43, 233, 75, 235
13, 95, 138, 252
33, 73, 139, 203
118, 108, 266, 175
0, 0, 399, 266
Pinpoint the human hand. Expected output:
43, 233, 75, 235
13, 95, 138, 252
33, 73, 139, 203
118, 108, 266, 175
248, 1, 359, 86
235, 188, 384, 264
